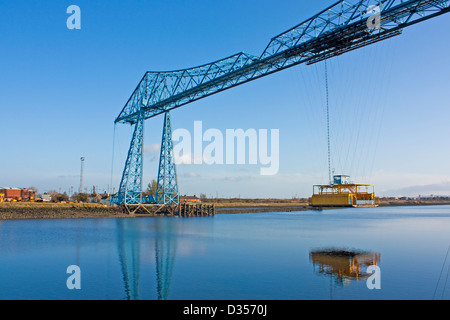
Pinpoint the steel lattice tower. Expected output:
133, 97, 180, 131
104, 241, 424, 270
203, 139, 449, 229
116, 112, 145, 205
156, 112, 179, 205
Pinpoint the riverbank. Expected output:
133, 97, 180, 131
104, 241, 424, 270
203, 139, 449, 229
0, 202, 128, 220
1, 199, 450, 220
212, 198, 450, 213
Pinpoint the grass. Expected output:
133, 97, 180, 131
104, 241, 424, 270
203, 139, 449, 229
0, 201, 125, 220
0, 201, 112, 210
1, 201, 104, 206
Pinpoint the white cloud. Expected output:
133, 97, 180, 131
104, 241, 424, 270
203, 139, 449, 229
182, 172, 201, 178
174, 152, 212, 165
144, 144, 160, 162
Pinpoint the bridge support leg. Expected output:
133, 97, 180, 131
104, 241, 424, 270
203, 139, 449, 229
156, 111, 179, 205
117, 112, 145, 205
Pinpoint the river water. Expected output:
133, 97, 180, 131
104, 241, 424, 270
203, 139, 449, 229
0, 205, 449, 300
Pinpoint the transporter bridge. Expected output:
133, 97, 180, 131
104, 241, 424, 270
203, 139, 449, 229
112, 0, 450, 208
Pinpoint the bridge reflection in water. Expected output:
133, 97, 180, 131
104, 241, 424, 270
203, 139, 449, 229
117, 218, 177, 300
310, 248, 380, 286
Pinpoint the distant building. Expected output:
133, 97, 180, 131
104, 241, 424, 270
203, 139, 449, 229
398, 197, 416, 201
0, 187, 35, 202
41, 194, 52, 202
20, 189, 35, 201
88, 192, 102, 203
0, 187, 20, 201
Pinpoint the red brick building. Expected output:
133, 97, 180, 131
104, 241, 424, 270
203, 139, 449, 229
0, 188, 36, 201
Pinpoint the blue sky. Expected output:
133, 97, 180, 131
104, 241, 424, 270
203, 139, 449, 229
1, 0, 450, 198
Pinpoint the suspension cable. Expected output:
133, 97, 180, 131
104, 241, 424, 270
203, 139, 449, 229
325, 60, 332, 185
110, 124, 117, 196
434, 244, 450, 299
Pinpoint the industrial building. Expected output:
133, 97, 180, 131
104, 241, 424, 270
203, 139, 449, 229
0, 187, 36, 202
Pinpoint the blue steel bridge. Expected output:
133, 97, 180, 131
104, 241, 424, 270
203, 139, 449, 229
112, 0, 450, 207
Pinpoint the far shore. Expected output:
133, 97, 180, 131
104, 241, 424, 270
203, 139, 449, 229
0, 199, 449, 220
214, 199, 450, 214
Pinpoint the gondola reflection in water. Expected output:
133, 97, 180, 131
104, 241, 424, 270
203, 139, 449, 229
310, 248, 380, 286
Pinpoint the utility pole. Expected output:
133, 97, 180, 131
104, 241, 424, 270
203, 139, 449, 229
79, 157, 85, 194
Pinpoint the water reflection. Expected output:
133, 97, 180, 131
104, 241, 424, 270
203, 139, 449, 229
0, 206, 448, 300
154, 218, 177, 301
117, 219, 141, 300
116, 218, 178, 300
310, 248, 380, 286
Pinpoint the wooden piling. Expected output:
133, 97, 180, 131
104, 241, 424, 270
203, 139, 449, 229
178, 202, 215, 217
122, 202, 215, 217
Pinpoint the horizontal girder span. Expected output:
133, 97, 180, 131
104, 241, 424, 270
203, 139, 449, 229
115, 0, 450, 124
